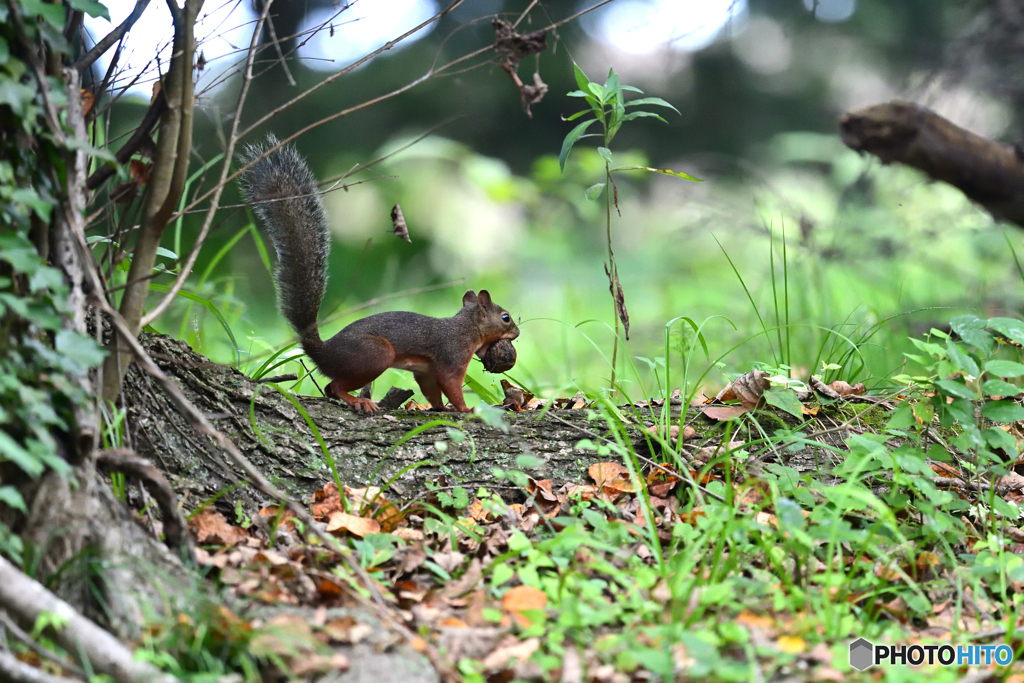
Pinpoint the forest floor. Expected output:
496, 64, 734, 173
80, 320, 1024, 683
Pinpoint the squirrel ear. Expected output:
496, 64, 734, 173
477, 290, 492, 307
462, 290, 478, 307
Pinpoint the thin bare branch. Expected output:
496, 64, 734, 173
264, 10, 295, 86
239, 0, 467, 141
74, 0, 152, 72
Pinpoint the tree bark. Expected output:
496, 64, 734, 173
122, 333, 853, 515
123, 335, 632, 512
840, 100, 1024, 228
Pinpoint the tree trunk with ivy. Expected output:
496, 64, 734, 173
0, 0, 191, 635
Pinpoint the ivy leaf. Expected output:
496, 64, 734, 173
763, 388, 804, 419
0, 486, 26, 513
20, 0, 66, 28
981, 400, 1024, 423
55, 329, 106, 371
66, 0, 109, 19
559, 118, 597, 171
0, 432, 44, 478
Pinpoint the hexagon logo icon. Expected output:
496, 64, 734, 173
849, 638, 874, 671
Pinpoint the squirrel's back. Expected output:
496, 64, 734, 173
239, 135, 330, 343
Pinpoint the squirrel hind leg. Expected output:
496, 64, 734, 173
322, 336, 395, 415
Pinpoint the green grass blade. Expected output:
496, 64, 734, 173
149, 283, 240, 365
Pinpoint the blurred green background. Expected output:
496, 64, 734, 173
90, 0, 1024, 405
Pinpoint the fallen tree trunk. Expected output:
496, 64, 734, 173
840, 100, 1024, 228
123, 334, 646, 513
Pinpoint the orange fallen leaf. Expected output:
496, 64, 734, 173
588, 462, 628, 484
501, 585, 547, 626
188, 508, 249, 547
703, 405, 751, 421
325, 511, 380, 537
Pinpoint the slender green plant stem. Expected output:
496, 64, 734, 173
605, 139, 618, 391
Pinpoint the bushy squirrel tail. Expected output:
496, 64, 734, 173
239, 135, 330, 350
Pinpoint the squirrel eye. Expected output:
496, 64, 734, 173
501, 313, 511, 323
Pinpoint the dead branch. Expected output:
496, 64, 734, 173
0, 651, 82, 683
139, 0, 271, 328
840, 100, 1024, 228
85, 89, 166, 190
96, 448, 196, 562
0, 556, 175, 683
102, 0, 202, 402
74, 0, 152, 72
0, 612, 85, 680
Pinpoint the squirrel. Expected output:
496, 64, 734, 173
239, 135, 520, 414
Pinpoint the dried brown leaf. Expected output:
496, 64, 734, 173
391, 204, 411, 242
604, 263, 630, 339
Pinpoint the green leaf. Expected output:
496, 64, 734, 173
464, 372, 498, 405
988, 317, 1024, 346
67, 0, 109, 19
983, 428, 1018, 454
612, 165, 702, 181
935, 379, 977, 400
62, 138, 117, 163
148, 284, 240, 366
572, 62, 591, 93
982, 379, 1022, 397
886, 402, 914, 430
763, 388, 804, 419
55, 329, 106, 370
621, 111, 667, 124
597, 147, 613, 165
0, 36, 9, 65
625, 96, 679, 114
155, 246, 178, 261
985, 360, 1024, 378
564, 109, 591, 122
473, 404, 510, 433
944, 340, 979, 377
583, 183, 605, 200
951, 315, 994, 353
20, 0, 65, 28
0, 486, 26, 513
981, 400, 1024, 423
602, 69, 620, 101
0, 432, 44, 478
558, 118, 597, 171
